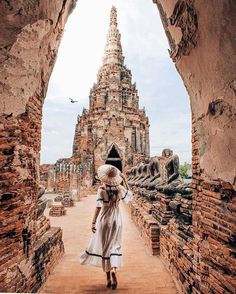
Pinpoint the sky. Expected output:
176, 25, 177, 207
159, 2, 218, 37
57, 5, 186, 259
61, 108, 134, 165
40, 0, 192, 165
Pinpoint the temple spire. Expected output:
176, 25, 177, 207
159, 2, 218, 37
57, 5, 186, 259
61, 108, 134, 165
102, 6, 124, 65
110, 5, 118, 26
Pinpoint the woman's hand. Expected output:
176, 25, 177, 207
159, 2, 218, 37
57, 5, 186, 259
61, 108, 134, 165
91, 223, 96, 233
120, 173, 129, 189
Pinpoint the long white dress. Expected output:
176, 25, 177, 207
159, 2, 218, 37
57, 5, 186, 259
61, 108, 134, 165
79, 185, 133, 272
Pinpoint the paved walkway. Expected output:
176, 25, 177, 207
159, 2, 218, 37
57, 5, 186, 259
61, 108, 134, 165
40, 194, 178, 294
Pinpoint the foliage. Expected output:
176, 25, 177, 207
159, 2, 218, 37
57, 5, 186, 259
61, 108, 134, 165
179, 162, 192, 179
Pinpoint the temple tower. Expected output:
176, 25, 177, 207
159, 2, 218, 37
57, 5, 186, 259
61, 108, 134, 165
72, 7, 150, 186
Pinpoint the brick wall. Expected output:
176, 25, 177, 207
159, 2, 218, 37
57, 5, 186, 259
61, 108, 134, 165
0, 98, 65, 292
129, 117, 236, 293
191, 120, 236, 293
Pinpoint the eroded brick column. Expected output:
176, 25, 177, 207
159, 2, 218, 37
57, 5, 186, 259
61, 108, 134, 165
153, 0, 236, 293
0, 1, 76, 292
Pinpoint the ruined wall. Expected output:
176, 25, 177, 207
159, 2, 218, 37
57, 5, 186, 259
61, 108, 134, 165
126, 2, 236, 290
129, 134, 235, 294
0, 0, 76, 292
190, 117, 236, 293
154, 0, 236, 187
54, 158, 72, 193
40, 164, 55, 191
1, 0, 235, 292
138, 1, 236, 292
39, 158, 85, 196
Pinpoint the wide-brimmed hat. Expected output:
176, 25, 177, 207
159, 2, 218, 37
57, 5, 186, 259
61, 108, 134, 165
97, 164, 122, 186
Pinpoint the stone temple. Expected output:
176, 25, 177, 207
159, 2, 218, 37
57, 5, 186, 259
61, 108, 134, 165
1, 1, 236, 293
72, 7, 149, 186
44, 7, 150, 190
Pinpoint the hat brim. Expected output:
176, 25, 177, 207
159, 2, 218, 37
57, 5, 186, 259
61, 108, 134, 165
97, 164, 122, 186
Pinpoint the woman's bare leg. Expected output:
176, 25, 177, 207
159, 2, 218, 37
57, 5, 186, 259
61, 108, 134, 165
111, 267, 118, 289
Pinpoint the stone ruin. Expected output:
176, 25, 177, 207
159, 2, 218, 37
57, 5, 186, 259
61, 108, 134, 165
1, 184, 65, 292
127, 132, 235, 294
62, 195, 74, 207
0, 0, 74, 292
49, 205, 66, 217
49, 192, 75, 217
40, 164, 55, 193
54, 195, 63, 202
127, 149, 192, 253
0, 1, 235, 293
71, 6, 150, 186
39, 6, 150, 195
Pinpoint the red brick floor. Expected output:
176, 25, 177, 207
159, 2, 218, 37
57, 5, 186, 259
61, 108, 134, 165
39, 194, 178, 294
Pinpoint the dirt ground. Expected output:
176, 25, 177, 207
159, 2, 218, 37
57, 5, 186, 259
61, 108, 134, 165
39, 194, 178, 294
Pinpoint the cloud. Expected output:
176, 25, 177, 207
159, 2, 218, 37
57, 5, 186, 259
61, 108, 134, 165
41, 0, 191, 165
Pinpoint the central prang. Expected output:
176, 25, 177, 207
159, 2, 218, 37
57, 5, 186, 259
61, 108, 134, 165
71, 6, 150, 187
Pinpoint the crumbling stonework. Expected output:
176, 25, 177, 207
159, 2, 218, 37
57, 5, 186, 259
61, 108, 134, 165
128, 119, 235, 293
129, 197, 160, 255
49, 205, 66, 217
41, 7, 150, 192
151, 1, 236, 293
154, 0, 236, 187
72, 7, 150, 186
40, 164, 55, 192
0, 0, 75, 292
127, 148, 192, 256
0, 1, 235, 293
53, 158, 75, 193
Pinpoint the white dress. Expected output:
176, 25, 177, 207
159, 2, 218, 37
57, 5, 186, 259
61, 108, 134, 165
79, 185, 133, 272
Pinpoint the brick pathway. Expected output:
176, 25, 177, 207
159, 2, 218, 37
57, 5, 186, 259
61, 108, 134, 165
40, 194, 178, 294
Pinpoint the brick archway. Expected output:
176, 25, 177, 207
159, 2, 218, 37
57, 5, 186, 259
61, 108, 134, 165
0, 1, 235, 293
105, 144, 123, 171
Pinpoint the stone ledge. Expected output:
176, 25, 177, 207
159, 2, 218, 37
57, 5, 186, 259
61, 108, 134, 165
129, 201, 160, 255
32, 227, 64, 293
49, 205, 66, 217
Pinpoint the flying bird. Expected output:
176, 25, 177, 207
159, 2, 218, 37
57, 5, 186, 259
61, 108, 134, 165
69, 98, 78, 103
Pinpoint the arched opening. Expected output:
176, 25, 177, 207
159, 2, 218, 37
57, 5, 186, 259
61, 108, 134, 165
105, 145, 122, 171
0, 1, 235, 294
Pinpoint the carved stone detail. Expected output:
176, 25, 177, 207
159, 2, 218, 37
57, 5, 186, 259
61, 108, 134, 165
169, 0, 198, 61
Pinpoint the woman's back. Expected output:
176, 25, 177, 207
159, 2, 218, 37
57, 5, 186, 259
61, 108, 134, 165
97, 184, 132, 208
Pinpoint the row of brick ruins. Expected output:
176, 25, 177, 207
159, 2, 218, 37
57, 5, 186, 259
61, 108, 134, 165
1, 1, 235, 294
127, 118, 235, 293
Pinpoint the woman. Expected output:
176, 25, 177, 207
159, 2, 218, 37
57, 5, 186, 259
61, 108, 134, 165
79, 164, 133, 290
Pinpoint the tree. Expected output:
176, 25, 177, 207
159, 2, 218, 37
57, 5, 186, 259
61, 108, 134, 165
179, 162, 192, 179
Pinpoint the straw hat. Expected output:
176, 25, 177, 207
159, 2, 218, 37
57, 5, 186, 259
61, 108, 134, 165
97, 164, 122, 186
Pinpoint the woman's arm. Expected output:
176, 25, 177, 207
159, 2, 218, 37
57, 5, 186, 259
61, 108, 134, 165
120, 173, 130, 190
91, 207, 101, 233
119, 173, 133, 204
